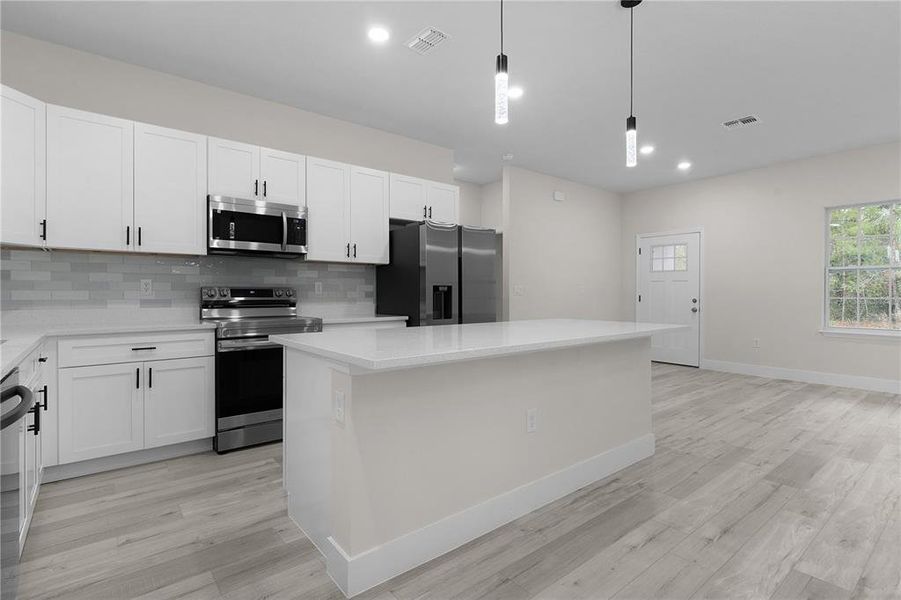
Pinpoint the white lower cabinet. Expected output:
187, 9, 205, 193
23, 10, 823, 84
144, 357, 214, 448
58, 362, 144, 463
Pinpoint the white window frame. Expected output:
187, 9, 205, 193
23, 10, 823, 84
822, 200, 901, 337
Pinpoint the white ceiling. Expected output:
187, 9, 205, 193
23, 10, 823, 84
2, 1, 899, 192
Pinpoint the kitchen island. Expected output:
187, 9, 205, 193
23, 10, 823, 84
272, 319, 684, 597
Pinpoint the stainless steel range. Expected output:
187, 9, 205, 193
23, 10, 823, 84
200, 286, 322, 453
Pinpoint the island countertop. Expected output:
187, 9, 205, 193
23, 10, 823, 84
271, 318, 684, 371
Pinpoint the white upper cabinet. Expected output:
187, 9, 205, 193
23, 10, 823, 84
389, 173, 459, 224
134, 123, 207, 255
350, 166, 390, 264
306, 157, 351, 262
46, 105, 134, 251
209, 137, 305, 207
389, 174, 429, 222
427, 181, 459, 224
260, 147, 306, 207
1, 86, 46, 247
208, 137, 260, 200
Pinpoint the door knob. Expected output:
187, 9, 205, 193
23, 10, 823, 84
691, 298, 698, 303
691, 307, 699, 313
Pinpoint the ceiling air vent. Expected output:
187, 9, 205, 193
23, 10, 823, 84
406, 27, 449, 55
722, 115, 760, 130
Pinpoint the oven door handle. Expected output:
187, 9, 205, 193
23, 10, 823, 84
217, 339, 283, 353
281, 211, 288, 252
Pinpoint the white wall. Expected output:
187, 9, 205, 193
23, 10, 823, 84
504, 167, 623, 321
0, 32, 454, 183
480, 179, 503, 231
455, 179, 483, 227
621, 142, 901, 383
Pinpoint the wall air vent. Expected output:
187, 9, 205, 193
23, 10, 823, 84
406, 27, 449, 55
722, 115, 760, 130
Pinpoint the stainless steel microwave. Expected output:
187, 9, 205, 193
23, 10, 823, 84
208, 196, 307, 257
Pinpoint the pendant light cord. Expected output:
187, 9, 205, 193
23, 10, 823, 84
630, 6, 634, 116
500, 0, 504, 54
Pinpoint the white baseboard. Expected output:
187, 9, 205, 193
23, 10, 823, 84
326, 433, 656, 597
43, 438, 212, 482
701, 359, 901, 394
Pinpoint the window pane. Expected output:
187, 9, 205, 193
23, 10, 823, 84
652, 258, 663, 272
652, 246, 663, 259
829, 237, 858, 267
675, 244, 687, 258
675, 257, 687, 271
860, 204, 892, 236
828, 270, 857, 298
829, 298, 857, 328
858, 298, 891, 329
663, 258, 675, 271
663, 245, 675, 258
894, 204, 901, 246
859, 235, 891, 266
829, 207, 859, 238
859, 269, 890, 297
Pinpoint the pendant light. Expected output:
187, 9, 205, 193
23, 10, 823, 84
623, 0, 642, 167
495, 0, 508, 125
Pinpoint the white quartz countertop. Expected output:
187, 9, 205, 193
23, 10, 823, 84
271, 319, 686, 371
1, 322, 216, 378
321, 315, 408, 325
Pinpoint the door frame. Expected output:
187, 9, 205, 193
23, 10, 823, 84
635, 227, 705, 367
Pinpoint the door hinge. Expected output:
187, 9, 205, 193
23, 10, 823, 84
638, 247, 642, 255
638, 294, 642, 302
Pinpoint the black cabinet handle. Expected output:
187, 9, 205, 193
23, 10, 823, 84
136, 367, 140, 389
126, 226, 130, 246
353, 243, 357, 258
40, 219, 47, 241
149, 367, 153, 389
429, 206, 432, 218
28, 403, 40, 436
254, 179, 259, 196
138, 227, 142, 246
423, 205, 427, 218
346, 243, 350, 258
131, 346, 157, 351
40, 384, 48, 411
38, 356, 48, 363
263, 181, 267, 197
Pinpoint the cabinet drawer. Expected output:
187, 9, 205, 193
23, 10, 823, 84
59, 331, 214, 368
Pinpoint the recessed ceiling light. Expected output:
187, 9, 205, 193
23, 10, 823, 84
677, 161, 692, 171
508, 86, 524, 100
639, 145, 655, 155
368, 26, 390, 43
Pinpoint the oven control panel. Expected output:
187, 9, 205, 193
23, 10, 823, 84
200, 286, 296, 301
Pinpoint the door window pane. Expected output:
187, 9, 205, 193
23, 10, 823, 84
651, 244, 688, 272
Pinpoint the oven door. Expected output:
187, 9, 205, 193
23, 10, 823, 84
215, 338, 283, 433
208, 196, 306, 255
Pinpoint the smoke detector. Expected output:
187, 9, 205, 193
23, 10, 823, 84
406, 27, 450, 55
722, 115, 760, 130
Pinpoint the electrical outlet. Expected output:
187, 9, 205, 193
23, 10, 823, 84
526, 408, 537, 433
314, 281, 323, 296
140, 279, 153, 298
513, 285, 525, 297
334, 391, 346, 425
752, 338, 760, 349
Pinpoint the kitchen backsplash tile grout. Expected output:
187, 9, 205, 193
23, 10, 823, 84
1, 248, 375, 316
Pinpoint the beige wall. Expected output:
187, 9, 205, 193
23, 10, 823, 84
455, 179, 482, 227
504, 167, 623, 321
480, 179, 503, 231
621, 143, 901, 381
0, 32, 454, 182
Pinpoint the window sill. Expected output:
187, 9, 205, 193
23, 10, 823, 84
819, 328, 901, 340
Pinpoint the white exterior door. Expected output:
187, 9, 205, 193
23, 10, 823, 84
46, 105, 134, 251
260, 147, 305, 207
208, 137, 260, 199
636, 232, 701, 367
427, 182, 459, 224
58, 362, 144, 463
306, 157, 351, 262
349, 166, 389, 264
389, 173, 428, 221
1, 86, 46, 247
134, 123, 207, 255
144, 357, 214, 448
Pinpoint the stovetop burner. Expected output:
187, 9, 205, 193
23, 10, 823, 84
200, 286, 322, 338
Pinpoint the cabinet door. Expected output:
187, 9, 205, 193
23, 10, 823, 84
427, 182, 459, 224
350, 166, 389, 264
58, 362, 144, 463
134, 123, 207, 255
208, 137, 260, 199
389, 174, 428, 221
1, 86, 46, 247
260, 147, 305, 207
306, 157, 351, 262
24, 407, 37, 512
144, 357, 214, 448
46, 105, 134, 251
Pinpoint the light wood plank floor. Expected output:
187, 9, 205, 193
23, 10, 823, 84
20, 365, 900, 600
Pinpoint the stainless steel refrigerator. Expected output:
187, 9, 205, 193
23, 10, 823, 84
377, 222, 497, 326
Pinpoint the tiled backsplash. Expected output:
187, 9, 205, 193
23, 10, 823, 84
1, 248, 375, 317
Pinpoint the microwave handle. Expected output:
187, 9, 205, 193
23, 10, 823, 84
281, 212, 288, 251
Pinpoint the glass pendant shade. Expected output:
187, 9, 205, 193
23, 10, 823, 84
626, 115, 637, 167
495, 53, 508, 125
